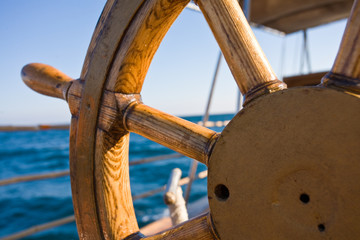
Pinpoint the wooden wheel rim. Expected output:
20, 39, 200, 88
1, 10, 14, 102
18, 0, 360, 238
72, 0, 190, 239
41, 0, 360, 239
16, 0, 360, 236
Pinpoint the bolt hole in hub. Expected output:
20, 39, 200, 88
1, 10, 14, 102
214, 184, 230, 201
300, 193, 310, 204
318, 224, 326, 232
299, 193, 326, 232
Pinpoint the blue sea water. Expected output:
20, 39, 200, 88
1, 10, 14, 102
0, 114, 232, 239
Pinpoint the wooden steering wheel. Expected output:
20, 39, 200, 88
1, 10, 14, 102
21, 0, 360, 239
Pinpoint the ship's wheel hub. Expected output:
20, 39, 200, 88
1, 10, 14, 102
208, 87, 360, 239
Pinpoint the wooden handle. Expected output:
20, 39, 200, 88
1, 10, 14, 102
197, 0, 286, 102
322, 0, 360, 93
21, 63, 73, 100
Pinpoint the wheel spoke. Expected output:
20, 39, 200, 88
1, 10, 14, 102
197, 0, 286, 104
142, 213, 217, 240
322, 0, 360, 94
120, 99, 219, 166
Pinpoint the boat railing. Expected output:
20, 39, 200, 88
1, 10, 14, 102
0, 153, 183, 187
0, 153, 208, 240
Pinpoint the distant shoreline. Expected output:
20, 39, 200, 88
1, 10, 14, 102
0, 124, 70, 132
0, 113, 234, 132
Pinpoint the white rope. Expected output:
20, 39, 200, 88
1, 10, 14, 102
168, 187, 189, 225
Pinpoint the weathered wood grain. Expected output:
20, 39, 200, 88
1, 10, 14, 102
140, 218, 173, 237
21, 63, 73, 100
74, 0, 202, 239
20, 62, 82, 116
89, 1, 189, 237
94, 129, 138, 240
321, 0, 360, 94
143, 213, 217, 240
123, 102, 219, 166
108, 213, 217, 240
197, 0, 286, 103
20, 1, 221, 238
331, 0, 360, 79
67, 79, 83, 116
22, 0, 360, 238
72, 0, 145, 238
22, 0, 279, 238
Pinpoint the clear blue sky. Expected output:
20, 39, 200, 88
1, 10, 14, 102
0, 1, 347, 125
